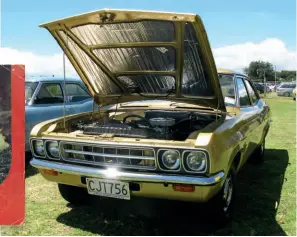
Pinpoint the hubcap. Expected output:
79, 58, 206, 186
223, 174, 233, 212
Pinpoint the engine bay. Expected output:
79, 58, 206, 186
70, 110, 218, 141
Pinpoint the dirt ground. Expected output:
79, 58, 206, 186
0, 111, 11, 184
0, 147, 11, 184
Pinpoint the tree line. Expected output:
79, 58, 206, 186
243, 61, 296, 82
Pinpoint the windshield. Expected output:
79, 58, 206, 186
25, 82, 38, 104
57, 21, 213, 97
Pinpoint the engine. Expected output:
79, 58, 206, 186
75, 110, 215, 141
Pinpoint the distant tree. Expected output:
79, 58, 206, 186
279, 70, 296, 81
244, 61, 275, 81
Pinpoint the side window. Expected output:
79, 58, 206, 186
34, 83, 64, 105
244, 80, 258, 104
235, 77, 251, 107
65, 83, 91, 103
218, 74, 236, 106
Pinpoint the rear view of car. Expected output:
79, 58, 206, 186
276, 83, 296, 97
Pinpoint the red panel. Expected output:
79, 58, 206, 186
0, 65, 25, 225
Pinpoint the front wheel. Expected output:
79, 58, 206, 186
284, 92, 290, 97
58, 183, 89, 206
206, 167, 236, 226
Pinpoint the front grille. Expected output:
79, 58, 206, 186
60, 142, 156, 170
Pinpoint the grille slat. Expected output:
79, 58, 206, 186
61, 142, 156, 170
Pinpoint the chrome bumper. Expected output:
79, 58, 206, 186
30, 158, 225, 186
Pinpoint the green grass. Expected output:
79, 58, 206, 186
1, 97, 296, 235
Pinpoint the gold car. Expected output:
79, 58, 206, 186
29, 9, 271, 223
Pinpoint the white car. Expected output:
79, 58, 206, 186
276, 83, 296, 97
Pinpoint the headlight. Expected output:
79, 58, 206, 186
33, 140, 45, 156
47, 141, 59, 159
160, 150, 180, 170
184, 151, 207, 172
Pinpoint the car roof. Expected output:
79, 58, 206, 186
217, 68, 247, 78
25, 76, 82, 83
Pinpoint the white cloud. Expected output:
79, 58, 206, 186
213, 38, 296, 72
0, 47, 78, 77
0, 38, 295, 77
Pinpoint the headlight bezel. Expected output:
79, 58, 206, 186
45, 140, 60, 160
182, 150, 208, 173
30, 139, 46, 158
157, 149, 181, 172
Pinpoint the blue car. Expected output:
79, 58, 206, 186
25, 77, 95, 151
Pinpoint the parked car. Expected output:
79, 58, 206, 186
29, 9, 271, 224
25, 77, 96, 151
276, 83, 296, 97
293, 88, 296, 100
253, 83, 271, 94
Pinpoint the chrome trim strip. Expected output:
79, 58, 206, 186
33, 137, 196, 150
64, 149, 155, 160
30, 158, 224, 186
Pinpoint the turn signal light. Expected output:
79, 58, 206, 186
172, 184, 195, 192
43, 169, 58, 176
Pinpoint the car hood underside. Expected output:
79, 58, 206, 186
40, 9, 225, 111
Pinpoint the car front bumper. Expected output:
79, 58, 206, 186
30, 158, 225, 202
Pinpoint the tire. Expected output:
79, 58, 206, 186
284, 92, 290, 97
58, 183, 89, 206
250, 138, 265, 165
206, 166, 236, 226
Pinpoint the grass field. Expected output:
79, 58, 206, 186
1, 96, 296, 236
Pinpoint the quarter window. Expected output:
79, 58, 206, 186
65, 83, 91, 103
244, 80, 258, 104
218, 74, 236, 106
236, 77, 251, 107
34, 83, 64, 104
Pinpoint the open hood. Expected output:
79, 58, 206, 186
40, 9, 225, 111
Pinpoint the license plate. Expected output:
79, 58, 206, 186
86, 178, 130, 200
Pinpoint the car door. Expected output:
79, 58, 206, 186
64, 82, 95, 115
235, 77, 262, 163
25, 82, 65, 150
244, 79, 269, 144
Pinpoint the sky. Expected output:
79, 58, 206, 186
0, 0, 296, 77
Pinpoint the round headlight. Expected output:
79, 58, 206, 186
161, 150, 180, 170
34, 140, 45, 156
186, 151, 206, 172
48, 141, 59, 158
